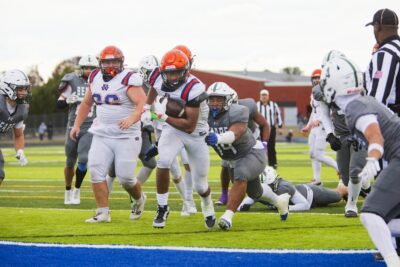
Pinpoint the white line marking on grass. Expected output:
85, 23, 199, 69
0, 207, 346, 216
0, 241, 376, 254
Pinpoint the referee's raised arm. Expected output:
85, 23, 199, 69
365, 8, 400, 111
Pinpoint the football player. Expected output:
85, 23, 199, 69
0, 69, 30, 186
238, 167, 347, 212
143, 49, 214, 229
312, 51, 367, 218
321, 56, 400, 267
70, 45, 146, 223
300, 69, 338, 186
205, 82, 290, 230
214, 83, 270, 205
57, 55, 98, 205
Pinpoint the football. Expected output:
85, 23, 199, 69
165, 97, 186, 118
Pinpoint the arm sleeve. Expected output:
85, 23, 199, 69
355, 114, 378, 134
13, 121, 24, 129
289, 190, 310, 211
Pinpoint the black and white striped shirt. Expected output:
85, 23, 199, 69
256, 100, 283, 128
365, 36, 400, 109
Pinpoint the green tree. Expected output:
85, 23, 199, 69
281, 66, 303, 75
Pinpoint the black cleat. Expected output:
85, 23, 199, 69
205, 215, 216, 230
344, 210, 358, 218
238, 204, 252, 212
153, 205, 170, 228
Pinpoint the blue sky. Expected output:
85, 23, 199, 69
0, 0, 398, 79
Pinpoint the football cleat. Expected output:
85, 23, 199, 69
85, 211, 111, 223
181, 200, 197, 216
309, 179, 323, 186
130, 193, 146, 220
153, 205, 170, 228
276, 193, 290, 221
237, 203, 252, 212
201, 201, 216, 230
71, 188, 81, 205
218, 217, 232, 231
64, 190, 72, 205
344, 210, 358, 218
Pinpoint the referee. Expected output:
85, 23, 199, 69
257, 89, 283, 169
365, 8, 400, 263
365, 8, 399, 113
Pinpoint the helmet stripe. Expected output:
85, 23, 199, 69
341, 57, 359, 87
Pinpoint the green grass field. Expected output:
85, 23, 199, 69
0, 144, 373, 249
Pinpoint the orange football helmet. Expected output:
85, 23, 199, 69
99, 45, 124, 80
173, 45, 193, 68
311, 68, 322, 86
160, 49, 190, 91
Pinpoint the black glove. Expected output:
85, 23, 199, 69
326, 133, 342, 151
144, 142, 158, 161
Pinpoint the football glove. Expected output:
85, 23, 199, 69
151, 112, 168, 122
15, 149, 28, 166
358, 157, 380, 188
326, 133, 341, 151
205, 132, 218, 146
66, 93, 78, 104
144, 142, 158, 161
262, 141, 268, 151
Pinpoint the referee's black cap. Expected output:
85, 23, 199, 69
366, 8, 398, 26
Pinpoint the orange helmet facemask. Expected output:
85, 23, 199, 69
160, 49, 190, 91
99, 46, 124, 81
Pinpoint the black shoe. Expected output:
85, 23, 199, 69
238, 204, 252, 212
373, 250, 400, 261
205, 215, 216, 229
344, 210, 358, 218
359, 187, 371, 198
153, 205, 170, 228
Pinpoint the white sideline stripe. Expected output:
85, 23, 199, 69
0, 241, 375, 254
0, 207, 345, 216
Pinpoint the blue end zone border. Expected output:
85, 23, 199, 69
0, 242, 385, 267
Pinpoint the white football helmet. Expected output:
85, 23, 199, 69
0, 69, 31, 103
320, 56, 364, 104
260, 166, 278, 185
138, 55, 159, 81
79, 55, 99, 68
230, 87, 239, 104
207, 82, 236, 112
321, 50, 346, 68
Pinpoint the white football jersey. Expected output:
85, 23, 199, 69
88, 69, 143, 138
149, 68, 209, 135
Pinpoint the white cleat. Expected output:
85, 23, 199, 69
181, 200, 197, 216
218, 217, 232, 231
85, 212, 111, 223
130, 193, 146, 220
275, 193, 290, 221
201, 202, 216, 229
71, 188, 81, 205
64, 190, 72, 205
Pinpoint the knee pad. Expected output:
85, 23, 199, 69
142, 157, 157, 169
193, 178, 209, 195
77, 162, 87, 172
119, 177, 137, 190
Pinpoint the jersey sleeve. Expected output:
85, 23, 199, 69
122, 72, 143, 87
345, 97, 377, 132
229, 104, 249, 124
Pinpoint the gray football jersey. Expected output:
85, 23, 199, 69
61, 73, 96, 129
208, 104, 256, 160
239, 98, 257, 132
0, 94, 29, 134
345, 96, 400, 161
269, 178, 296, 197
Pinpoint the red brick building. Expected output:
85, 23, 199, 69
191, 69, 312, 125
